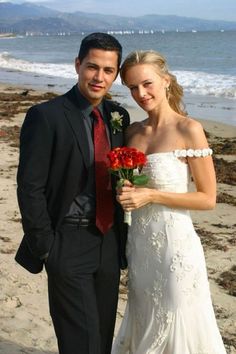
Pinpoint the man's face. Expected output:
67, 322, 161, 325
75, 48, 119, 106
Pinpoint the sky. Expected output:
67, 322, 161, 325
1, 0, 236, 22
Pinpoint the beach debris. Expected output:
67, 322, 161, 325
217, 265, 236, 297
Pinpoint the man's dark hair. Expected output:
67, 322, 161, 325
78, 32, 122, 69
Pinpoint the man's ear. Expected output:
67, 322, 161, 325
113, 65, 120, 81
75, 57, 80, 74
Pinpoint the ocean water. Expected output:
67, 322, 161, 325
0, 31, 236, 125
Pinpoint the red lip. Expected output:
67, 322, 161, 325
140, 98, 150, 105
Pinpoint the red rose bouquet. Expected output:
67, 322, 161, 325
107, 147, 148, 225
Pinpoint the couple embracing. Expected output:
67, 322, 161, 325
15, 32, 226, 353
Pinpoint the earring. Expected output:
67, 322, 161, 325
166, 86, 170, 100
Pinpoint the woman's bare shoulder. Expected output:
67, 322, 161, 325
177, 116, 204, 135
177, 116, 208, 148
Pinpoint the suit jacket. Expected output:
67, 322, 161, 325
15, 85, 130, 274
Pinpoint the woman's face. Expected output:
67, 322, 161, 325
124, 64, 169, 112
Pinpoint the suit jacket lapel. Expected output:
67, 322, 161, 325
63, 89, 91, 170
63, 92, 124, 169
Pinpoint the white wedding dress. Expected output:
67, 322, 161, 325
112, 149, 226, 354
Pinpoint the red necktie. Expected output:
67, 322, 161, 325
92, 107, 114, 234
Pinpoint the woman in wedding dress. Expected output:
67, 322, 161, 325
112, 50, 226, 354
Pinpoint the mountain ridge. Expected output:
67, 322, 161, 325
0, 2, 235, 34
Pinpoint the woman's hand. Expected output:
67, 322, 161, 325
116, 183, 152, 211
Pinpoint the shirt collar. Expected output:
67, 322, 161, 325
74, 85, 105, 118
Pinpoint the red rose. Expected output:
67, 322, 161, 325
107, 146, 147, 175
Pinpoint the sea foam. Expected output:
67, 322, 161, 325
0, 51, 235, 100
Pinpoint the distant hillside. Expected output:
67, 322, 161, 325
0, 2, 59, 23
0, 2, 235, 34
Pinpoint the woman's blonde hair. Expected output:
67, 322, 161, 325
120, 50, 187, 116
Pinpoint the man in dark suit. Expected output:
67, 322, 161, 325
15, 32, 130, 354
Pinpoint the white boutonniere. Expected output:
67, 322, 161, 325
110, 111, 123, 134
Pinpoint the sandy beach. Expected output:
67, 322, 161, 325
0, 83, 235, 354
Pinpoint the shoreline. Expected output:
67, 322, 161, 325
0, 82, 236, 353
0, 68, 236, 127
1, 79, 236, 132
